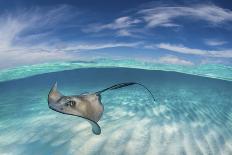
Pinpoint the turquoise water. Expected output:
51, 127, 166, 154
0, 59, 232, 82
0, 61, 232, 155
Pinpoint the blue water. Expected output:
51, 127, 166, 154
1, 59, 232, 82
0, 67, 232, 155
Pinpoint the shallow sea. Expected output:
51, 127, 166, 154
0, 61, 232, 155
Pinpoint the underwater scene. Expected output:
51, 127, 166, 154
1, 0, 232, 154
0, 59, 232, 155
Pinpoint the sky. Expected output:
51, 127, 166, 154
0, 0, 232, 69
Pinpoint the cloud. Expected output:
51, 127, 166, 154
0, 49, 73, 69
156, 43, 207, 55
83, 16, 140, 36
0, 15, 27, 48
87, 16, 140, 31
0, 40, 140, 69
60, 42, 141, 51
158, 55, 193, 65
102, 16, 140, 30
200, 58, 226, 65
137, 54, 194, 65
83, 4, 232, 37
139, 4, 232, 28
0, 7, 141, 69
0, 5, 78, 68
117, 29, 132, 36
204, 39, 227, 46
155, 43, 232, 58
1, 4, 231, 69
0, 5, 76, 47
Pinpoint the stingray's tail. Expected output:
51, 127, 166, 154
96, 82, 155, 102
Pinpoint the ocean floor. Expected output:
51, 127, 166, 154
0, 66, 232, 155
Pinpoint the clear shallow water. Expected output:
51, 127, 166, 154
0, 59, 232, 82
0, 67, 232, 155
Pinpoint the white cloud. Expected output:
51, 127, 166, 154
136, 54, 194, 66
83, 16, 141, 36
204, 39, 227, 46
158, 55, 193, 65
117, 29, 132, 36
156, 43, 232, 58
0, 16, 27, 48
105, 16, 140, 29
200, 58, 226, 65
0, 49, 73, 69
0, 40, 140, 69
61, 42, 141, 51
83, 4, 232, 37
0, 5, 76, 48
0, 8, 141, 69
139, 4, 232, 28
0, 6, 77, 69
93, 16, 140, 31
1, 4, 231, 69
156, 43, 207, 55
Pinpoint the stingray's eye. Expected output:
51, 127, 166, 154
69, 101, 76, 107
66, 98, 70, 102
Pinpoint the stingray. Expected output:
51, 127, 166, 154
48, 82, 155, 135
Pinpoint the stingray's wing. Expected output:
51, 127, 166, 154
48, 83, 103, 135
70, 93, 104, 135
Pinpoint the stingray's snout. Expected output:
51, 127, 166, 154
48, 83, 64, 109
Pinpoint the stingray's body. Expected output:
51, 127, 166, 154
48, 83, 104, 134
48, 82, 155, 135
